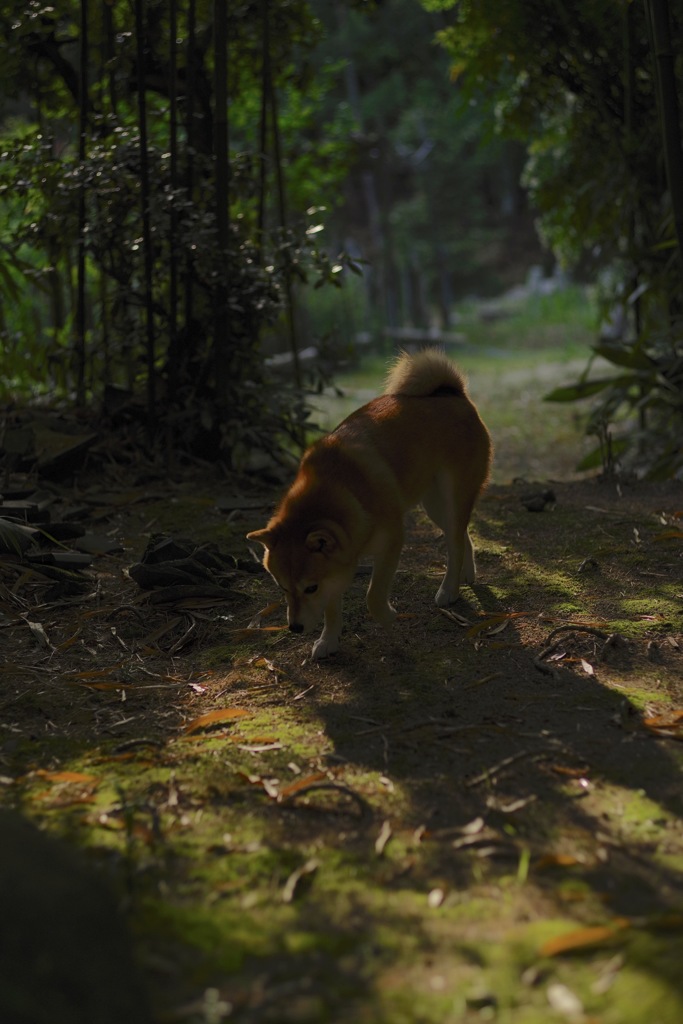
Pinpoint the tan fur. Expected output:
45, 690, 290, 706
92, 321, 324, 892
384, 348, 467, 397
247, 348, 492, 659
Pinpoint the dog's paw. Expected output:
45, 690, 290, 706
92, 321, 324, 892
435, 582, 459, 607
369, 603, 397, 629
311, 633, 339, 659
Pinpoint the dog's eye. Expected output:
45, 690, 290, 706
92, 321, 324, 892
303, 584, 318, 595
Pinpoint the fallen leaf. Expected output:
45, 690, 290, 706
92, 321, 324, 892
54, 630, 82, 653
74, 681, 138, 691
278, 772, 327, 800
248, 601, 282, 628
230, 734, 279, 745
535, 852, 582, 870
282, 859, 319, 903
546, 981, 583, 1017
643, 709, 683, 728
437, 607, 471, 627
25, 619, 53, 650
539, 919, 630, 957
230, 626, 284, 638
467, 617, 508, 638
428, 887, 446, 908
465, 672, 504, 688
183, 708, 249, 734
642, 709, 683, 740
580, 659, 595, 675
238, 771, 280, 798
36, 791, 98, 808
237, 741, 283, 753
461, 816, 486, 835
550, 764, 590, 777
141, 616, 184, 646
654, 529, 683, 541
33, 769, 98, 784
375, 819, 393, 856
486, 794, 537, 814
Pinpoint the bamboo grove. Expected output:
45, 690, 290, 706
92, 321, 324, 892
0, 1, 353, 461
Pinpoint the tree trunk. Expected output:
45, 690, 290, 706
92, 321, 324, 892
75, 0, 88, 405
213, 0, 230, 411
168, 0, 179, 405
647, 0, 683, 266
135, 0, 156, 433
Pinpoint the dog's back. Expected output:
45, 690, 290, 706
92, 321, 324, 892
248, 348, 492, 658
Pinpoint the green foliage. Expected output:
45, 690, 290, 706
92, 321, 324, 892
0, 0, 360, 462
428, 0, 683, 477
310, 0, 538, 324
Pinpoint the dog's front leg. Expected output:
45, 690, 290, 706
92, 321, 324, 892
311, 594, 343, 660
366, 529, 403, 628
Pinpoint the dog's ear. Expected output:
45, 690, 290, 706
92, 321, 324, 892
246, 528, 276, 549
305, 528, 337, 554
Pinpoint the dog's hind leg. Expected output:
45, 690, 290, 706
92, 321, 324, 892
423, 474, 475, 606
366, 527, 403, 628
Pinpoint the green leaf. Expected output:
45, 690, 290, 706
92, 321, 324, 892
592, 343, 652, 371
576, 437, 628, 471
0, 519, 37, 556
544, 378, 618, 402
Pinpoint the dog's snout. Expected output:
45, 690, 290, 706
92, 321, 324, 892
289, 622, 304, 634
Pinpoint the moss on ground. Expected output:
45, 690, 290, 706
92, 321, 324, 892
2, 471, 682, 1023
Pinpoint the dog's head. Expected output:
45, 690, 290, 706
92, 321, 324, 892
246, 521, 353, 634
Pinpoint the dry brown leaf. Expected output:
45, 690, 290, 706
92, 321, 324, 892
643, 709, 683, 728
437, 607, 471, 627
642, 709, 683, 740
62, 667, 123, 681
54, 630, 82, 653
248, 601, 282, 628
467, 617, 506, 638
550, 764, 590, 778
36, 791, 98, 808
141, 616, 184, 646
466, 611, 533, 639
654, 529, 683, 542
539, 919, 630, 957
183, 708, 249, 734
249, 655, 286, 676
230, 625, 285, 638
278, 771, 327, 800
465, 672, 503, 688
535, 852, 582, 870
33, 769, 98, 784
26, 620, 53, 650
237, 771, 280, 798
75, 681, 138, 691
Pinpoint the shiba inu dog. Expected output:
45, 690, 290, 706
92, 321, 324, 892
247, 348, 492, 659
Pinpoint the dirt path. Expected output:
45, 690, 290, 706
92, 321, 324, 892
1, 466, 682, 1023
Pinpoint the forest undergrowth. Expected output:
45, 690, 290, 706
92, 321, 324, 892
1, 397, 682, 1023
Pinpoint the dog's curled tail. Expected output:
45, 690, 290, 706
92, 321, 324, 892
383, 348, 467, 398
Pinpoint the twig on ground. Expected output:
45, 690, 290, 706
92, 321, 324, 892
466, 750, 551, 788
279, 781, 371, 818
